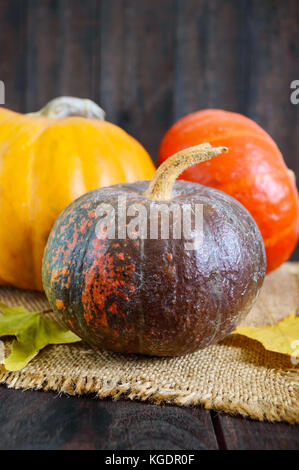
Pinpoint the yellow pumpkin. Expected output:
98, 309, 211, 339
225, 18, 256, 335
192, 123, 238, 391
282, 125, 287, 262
0, 97, 155, 290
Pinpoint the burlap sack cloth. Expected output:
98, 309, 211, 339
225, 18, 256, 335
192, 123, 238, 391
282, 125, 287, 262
0, 263, 298, 423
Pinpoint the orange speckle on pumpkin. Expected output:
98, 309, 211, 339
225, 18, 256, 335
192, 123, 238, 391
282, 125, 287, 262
84, 310, 108, 328
56, 299, 65, 310
108, 302, 119, 314
92, 238, 104, 251
62, 276, 71, 289
82, 242, 136, 329
119, 292, 129, 301
80, 219, 90, 234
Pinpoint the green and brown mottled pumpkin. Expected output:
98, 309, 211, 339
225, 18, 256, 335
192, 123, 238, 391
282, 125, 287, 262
42, 144, 266, 356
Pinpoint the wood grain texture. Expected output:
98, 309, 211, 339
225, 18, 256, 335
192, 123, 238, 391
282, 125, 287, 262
100, 0, 176, 159
0, 1, 299, 449
245, 0, 299, 171
0, 0, 27, 112
25, 0, 101, 112
0, 386, 218, 450
0, 384, 298, 450
175, 0, 249, 117
212, 412, 299, 450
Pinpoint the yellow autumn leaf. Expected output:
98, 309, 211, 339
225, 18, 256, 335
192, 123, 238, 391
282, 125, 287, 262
232, 312, 299, 358
0, 303, 81, 371
0, 340, 4, 364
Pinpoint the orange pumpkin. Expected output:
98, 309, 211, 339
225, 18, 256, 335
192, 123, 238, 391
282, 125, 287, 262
158, 109, 299, 273
0, 97, 155, 290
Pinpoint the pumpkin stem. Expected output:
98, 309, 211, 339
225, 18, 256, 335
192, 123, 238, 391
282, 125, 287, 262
144, 143, 228, 201
27, 96, 105, 120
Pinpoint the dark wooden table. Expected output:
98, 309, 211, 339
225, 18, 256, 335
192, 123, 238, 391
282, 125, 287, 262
0, 0, 298, 451
0, 385, 298, 450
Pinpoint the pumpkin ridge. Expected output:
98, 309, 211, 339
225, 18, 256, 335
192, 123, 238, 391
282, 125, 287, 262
95, 123, 128, 182
160, 131, 282, 162
263, 219, 299, 248
29, 120, 61, 288
0, 117, 49, 289
137, 237, 146, 353
204, 169, 292, 198
203, 211, 224, 346
68, 121, 100, 192
168, 109, 275, 143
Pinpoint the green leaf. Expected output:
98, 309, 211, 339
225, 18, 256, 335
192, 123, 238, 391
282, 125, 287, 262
0, 303, 81, 371
0, 340, 4, 365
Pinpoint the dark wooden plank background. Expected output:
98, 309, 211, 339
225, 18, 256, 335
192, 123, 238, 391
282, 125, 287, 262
0, 0, 299, 450
0, 386, 298, 450
1, 0, 298, 169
